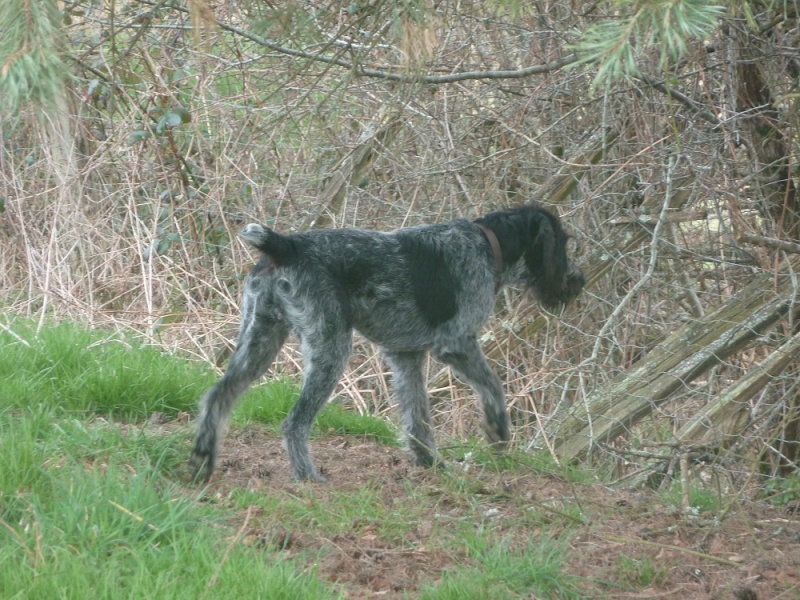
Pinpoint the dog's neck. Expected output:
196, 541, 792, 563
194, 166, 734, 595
475, 223, 503, 291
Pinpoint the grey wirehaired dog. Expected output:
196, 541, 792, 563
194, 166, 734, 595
190, 204, 584, 482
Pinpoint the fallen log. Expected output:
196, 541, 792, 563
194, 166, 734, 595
547, 258, 800, 462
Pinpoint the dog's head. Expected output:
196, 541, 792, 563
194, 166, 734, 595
477, 204, 585, 309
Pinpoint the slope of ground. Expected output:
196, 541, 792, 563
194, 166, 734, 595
175, 422, 800, 599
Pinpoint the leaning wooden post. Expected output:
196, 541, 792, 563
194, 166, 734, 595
548, 258, 800, 463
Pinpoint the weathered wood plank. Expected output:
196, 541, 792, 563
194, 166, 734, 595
549, 260, 800, 462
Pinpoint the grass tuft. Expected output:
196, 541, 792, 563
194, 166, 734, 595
233, 380, 398, 444
0, 320, 215, 417
420, 525, 581, 599
442, 438, 593, 483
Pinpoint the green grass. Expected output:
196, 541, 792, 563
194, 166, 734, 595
231, 481, 423, 543
0, 405, 340, 599
0, 319, 395, 598
232, 380, 398, 445
0, 319, 397, 443
442, 438, 594, 484
420, 525, 581, 599
616, 554, 668, 588
663, 481, 722, 514
0, 318, 587, 598
0, 320, 215, 417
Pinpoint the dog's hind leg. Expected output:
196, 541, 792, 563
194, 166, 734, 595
282, 328, 352, 482
190, 279, 289, 482
384, 350, 438, 468
435, 336, 511, 450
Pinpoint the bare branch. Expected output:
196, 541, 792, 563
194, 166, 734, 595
139, 0, 579, 84
739, 234, 800, 255
217, 18, 579, 84
637, 74, 721, 126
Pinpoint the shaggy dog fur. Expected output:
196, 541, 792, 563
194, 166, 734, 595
190, 204, 584, 482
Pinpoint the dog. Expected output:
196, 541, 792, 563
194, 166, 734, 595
190, 204, 584, 482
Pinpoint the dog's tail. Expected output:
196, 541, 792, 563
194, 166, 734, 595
239, 224, 297, 264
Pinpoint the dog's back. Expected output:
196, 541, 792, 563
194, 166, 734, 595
239, 220, 498, 350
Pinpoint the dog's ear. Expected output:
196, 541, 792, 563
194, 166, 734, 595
524, 209, 574, 308
525, 210, 563, 278
240, 224, 297, 265
530, 211, 556, 261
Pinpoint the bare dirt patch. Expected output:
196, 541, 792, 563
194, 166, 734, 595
173, 424, 800, 599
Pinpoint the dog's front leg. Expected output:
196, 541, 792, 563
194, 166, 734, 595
435, 336, 511, 450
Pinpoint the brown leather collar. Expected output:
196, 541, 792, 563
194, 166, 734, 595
475, 222, 503, 291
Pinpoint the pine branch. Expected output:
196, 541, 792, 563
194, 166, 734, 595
0, 0, 68, 116
571, 0, 725, 88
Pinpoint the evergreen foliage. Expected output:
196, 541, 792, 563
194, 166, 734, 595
572, 1, 726, 86
0, 0, 69, 117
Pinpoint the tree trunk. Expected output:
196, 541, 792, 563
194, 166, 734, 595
734, 24, 800, 474
735, 38, 799, 240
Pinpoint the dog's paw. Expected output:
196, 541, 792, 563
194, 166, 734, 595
289, 460, 328, 483
188, 448, 214, 483
292, 469, 328, 483
483, 417, 511, 450
412, 449, 447, 471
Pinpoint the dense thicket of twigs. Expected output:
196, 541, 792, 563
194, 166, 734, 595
2, 0, 799, 492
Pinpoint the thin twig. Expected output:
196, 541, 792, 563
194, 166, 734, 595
604, 535, 741, 567
0, 320, 31, 347
136, 0, 578, 85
